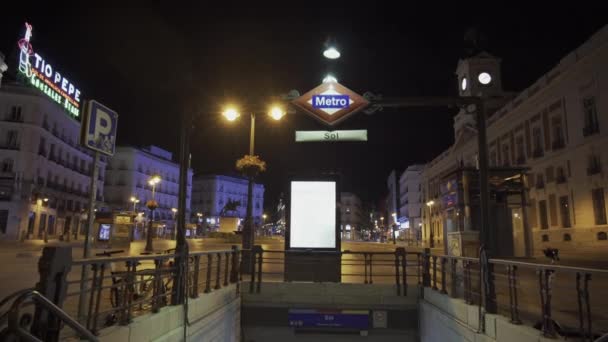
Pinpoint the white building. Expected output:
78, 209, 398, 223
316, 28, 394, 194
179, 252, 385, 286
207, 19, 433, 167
0, 83, 107, 240
340, 192, 363, 239
191, 174, 264, 228
421, 24, 608, 259
104, 146, 192, 228
386, 169, 399, 224
399, 164, 425, 241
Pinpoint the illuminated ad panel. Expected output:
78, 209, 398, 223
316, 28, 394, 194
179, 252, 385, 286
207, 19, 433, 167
289, 181, 336, 249
17, 22, 81, 117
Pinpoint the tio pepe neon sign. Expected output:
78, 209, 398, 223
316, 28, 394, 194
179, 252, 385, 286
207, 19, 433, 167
18, 22, 81, 117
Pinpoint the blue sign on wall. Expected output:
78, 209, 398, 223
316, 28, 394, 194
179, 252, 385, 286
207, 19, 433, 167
80, 100, 118, 156
288, 309, 369, 329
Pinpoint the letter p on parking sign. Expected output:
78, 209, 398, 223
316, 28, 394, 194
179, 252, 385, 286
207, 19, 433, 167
80, 100, 118, 156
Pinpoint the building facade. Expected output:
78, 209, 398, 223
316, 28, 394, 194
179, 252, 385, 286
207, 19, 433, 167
399, 164, 425, 241
104, 145, 192, 230
340, 192, 363, 240
0, 83, 106, 240
421, 25, 608, 259
191, 174, 264, 228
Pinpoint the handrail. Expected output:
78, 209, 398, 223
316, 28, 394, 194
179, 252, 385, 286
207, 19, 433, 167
489, 258, 608, 274
7, 290, 98, 342
73, 248, 235, 265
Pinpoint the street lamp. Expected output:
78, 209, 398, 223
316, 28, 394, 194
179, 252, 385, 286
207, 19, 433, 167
426, 200, 435, 248
323, 46, 340, 59
145, 175, 161, 252
130, 196, 140, 212
391, 212, 397, 245
222, 104, 286, 258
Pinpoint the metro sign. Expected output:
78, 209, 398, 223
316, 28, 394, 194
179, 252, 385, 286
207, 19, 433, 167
292, 81, 369, 126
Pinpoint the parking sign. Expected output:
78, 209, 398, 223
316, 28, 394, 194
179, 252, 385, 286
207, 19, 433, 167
80, 100, 118, 156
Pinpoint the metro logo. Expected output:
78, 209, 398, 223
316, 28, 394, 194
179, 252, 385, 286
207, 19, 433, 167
312, 95, 350, 109
292, 81, 369, 126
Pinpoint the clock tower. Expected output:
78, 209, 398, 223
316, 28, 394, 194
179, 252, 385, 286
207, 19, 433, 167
453, 51, 504, 138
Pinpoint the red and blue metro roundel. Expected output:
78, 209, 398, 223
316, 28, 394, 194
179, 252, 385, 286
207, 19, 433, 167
292, 81, 369, 126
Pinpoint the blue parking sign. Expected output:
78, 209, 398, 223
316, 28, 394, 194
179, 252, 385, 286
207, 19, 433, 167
80, 100, 118, 156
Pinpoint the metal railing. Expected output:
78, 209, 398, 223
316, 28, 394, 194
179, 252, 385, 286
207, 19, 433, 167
427, 253, 608, 341
0, 289, 98, 341
64, 248, 240, 335
245, 247, 421, 296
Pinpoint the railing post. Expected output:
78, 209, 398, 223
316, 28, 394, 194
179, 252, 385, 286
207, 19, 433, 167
364, 253, 369, 284
450, 259, 457, 297
507, 265, 521, 324
152, 259, 162, 312
230, 245, 239, 284
191, 255, 200, 298
214, 253, 222, 290
440, 257, 447, 294
394, 250, 402, 296
463, 260, 471, 304
223, 252, 230, 286
85, 263, 99, 331
369, 254, 374, 284
254, 245, 263, 294
396, 248, 407, 296
91, 263, 106, 335
119, 261, 134, 325
538, 269, 556, 338
480, 247, 497, 314
31, 246, 72, 342
432, 256, 438, 290
205, 254, 213, 293
421, 248, 431, 287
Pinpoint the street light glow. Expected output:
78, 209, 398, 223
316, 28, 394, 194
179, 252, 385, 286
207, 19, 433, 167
262, 214, 267, 219
196, 212, 203, 217
222, 107, 240, 121
426, 200, 435, 207
149, 175, 161, 185
269, 106, 285, 121
171, 208, 177, 213
322, 74, 338, 83
43, 197, 49, 202
323, 46, 340, 59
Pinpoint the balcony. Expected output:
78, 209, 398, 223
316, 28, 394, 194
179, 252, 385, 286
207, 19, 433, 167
0, 143, 20, 151
583, 123, 600, 137
552, 138, 565, 150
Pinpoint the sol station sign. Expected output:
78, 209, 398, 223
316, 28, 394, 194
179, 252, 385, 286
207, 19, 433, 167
292, 80, 369, 126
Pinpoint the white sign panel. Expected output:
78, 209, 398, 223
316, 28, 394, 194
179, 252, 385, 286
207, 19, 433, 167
295, 130, 368, 142
290, 181, 336, 249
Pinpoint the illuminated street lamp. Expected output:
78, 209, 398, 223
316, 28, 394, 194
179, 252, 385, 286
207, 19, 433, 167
426, 200, 435, 248
323, 46, 341, 59
130, 196, 140, 212
391, 212, 398, 245
172, 208, 178, 240
223, 103, 286, 267
145, 175, 162, 252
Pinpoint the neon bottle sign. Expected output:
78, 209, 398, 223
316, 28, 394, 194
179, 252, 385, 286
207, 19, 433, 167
17, 22, 81, 117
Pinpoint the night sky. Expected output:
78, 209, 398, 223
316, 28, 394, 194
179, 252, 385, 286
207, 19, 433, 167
1, 4, 606, 210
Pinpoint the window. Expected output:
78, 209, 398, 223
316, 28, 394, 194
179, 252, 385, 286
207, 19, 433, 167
598, 232, 607, 241
0, 210, 7, 233
539, 200, 549, 229
516, 136, 525, 164
592, 188, 607, 225
6, 130, 19, 149
532, 127, 543, 158
9, 106, 23, 122
563, 233, 571, 241
583, 97, 600, 136
48, 216, 55, 235
546, 167, 555, 183
536, 174, 545, 189
587, 154, 602, 175
556, 167, 566, 184
1, 159, 13, 173
38, 137, 47, 156
502, 144, 510, 166
551, 116, 565, 150
489, 150, 497, 166
559, 196, 571, 228
541, 234, 549, 242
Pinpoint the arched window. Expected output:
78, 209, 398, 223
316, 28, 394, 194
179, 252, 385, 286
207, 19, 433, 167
598, 232, 607, 241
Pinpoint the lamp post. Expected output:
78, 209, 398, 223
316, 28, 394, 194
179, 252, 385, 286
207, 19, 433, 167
379, 216, 384, 242
391, 212, 397, 245
222, 104, 285, 256
196, 212, 203, 237
130, 196, 140, 213
172, 207, 178, 240
41, 197, 48, 243
426, 200, 435, 248
145, 175, 161, 252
